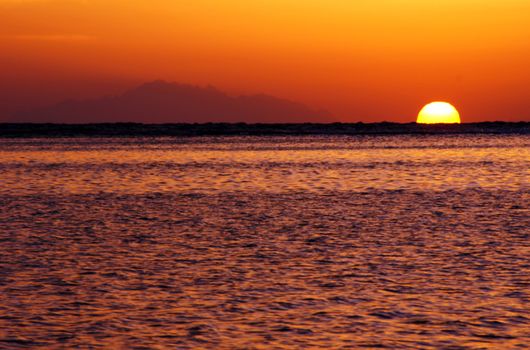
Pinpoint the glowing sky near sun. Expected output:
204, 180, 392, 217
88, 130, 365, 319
1, 0, 529, 122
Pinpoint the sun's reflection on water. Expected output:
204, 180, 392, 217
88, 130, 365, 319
0, 135, 528, 195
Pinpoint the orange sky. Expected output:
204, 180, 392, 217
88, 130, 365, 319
1, 0, 529, 122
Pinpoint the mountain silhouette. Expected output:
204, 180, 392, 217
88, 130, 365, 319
13, 81, 333, 123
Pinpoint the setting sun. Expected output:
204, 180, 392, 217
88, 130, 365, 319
417, 102, 461, 124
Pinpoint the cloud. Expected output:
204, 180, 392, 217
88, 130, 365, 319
8, 34, 95, 41
0, 0, 89, 7
0, 0, 93, 41
0, 0, 87, 3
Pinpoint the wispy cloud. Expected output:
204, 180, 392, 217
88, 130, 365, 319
0, 0, 89, 7
6, 34, 95, 41
0, 0, 88, 3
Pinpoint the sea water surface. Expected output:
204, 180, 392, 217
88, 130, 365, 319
0, 135, 528, 349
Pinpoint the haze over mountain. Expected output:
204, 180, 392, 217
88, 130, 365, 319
13, 81, 332, 124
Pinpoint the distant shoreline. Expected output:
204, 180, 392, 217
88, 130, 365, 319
0, 122, 528, 138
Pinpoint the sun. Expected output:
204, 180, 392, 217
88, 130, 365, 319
417, 102, 461, 124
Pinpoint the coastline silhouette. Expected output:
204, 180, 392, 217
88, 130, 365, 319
1, 122, 528, 138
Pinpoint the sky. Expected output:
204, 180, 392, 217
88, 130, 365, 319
1, 0, 529, 122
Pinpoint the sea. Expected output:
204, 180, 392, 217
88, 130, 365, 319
0, 134, 528, 349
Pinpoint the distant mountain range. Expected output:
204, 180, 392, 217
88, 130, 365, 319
13, 81, 333, 123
